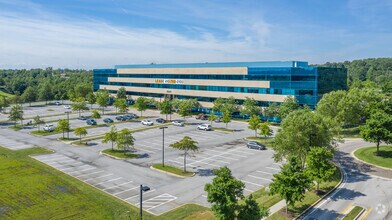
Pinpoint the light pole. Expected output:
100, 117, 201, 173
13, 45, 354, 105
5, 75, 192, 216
65, 111, 71, 139
140, 184, 150, 220
159, 126, 168, 167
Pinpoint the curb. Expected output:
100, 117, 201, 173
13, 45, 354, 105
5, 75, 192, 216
294, 163, 344, 219
150, 165, 195, 178
351, 148, 392, 171
99, 151, 127, 160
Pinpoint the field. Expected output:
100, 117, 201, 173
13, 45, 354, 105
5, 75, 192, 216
354, 146, 392, 169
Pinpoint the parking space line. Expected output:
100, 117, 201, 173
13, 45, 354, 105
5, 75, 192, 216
75, 170, 104, 178
40, 156, 69, 162
84, 173, 113, 182
266, 166, 280, 171
60, 164, 92, 171
127, 189, 156, 201
103, 181, 133, 191
207, 149, 247, 158
95, 177, 123, 186
52, 162, 84, 168
135, 144, 156, 154
256, 170, 274, 175
186, 158, 222, 167
113, 186, 139, 196
227, 148, 254, 155
168, 159, 183, 165
242, 180, 264, 187
145, 197, 177, 211
244, 188, 253, 192
34, 154, 64, 160
67, 167, 96, 174
248, 175, 272, 182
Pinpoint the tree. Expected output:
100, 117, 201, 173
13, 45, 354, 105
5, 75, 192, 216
264, 102, 279, 119
38, 82, 53, 104
0, 96, 10, 112
102, 126, 117, 150
8, 105, 23, 127
222, 110, 231, 129
116, 128, 135, 153
57, 119, 70, 139
91, 110, 101, 119
159, 99, 172, 120
86, 92, 96, 109
135, 97, 148, 117
21, 86, 37, 106
71, 97, 86, 116
258, 121, 273, 142
74, 127, 88, 144
114, 98, 128, 114
212, 97, 225, 113
33, 115, 45, 131
316, 90, 347, 121
305, 147, 336, 191
170, 136, 199, 172
171, 98, 181, 113
204, 166, 245, 220
269, 157, 312, 213
241, 97, 260, 117
116, 87, 127, 99
208, 111, 217, 125
237, 194, 269, 220
96, 90, 109, 115
223, 96, 238, 114
248, 115, 261, 137
360, 109, 392, 155
273, 108, 334, 167
279, 96, 300, 119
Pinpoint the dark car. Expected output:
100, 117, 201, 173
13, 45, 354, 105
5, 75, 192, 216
246, 141, 266, 150
156, 118, 166, 123
86, 119, 97, 125
115, 115, 125, 121
78, 116, 88, 120
103, 118, 113, 123
196, 113, 207, 119
123, 114, 134, 120
200, 115, 208, 120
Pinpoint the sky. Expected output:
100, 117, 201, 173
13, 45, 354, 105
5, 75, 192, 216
0, 0, 391, 69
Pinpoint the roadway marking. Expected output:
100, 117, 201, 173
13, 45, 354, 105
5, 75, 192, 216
248, 175, 272, 181
207, 149, 247, 158
266, 166, 280, 171
84, 173, 113, 182
242, 180, 264, 187
125, 189, 156, 201
256, 170, 274, 175
103, 181, 133, 191
60, 164, 92, 171
361, 208, 372, 219
113, 186, 140, 196
95, 177, 123, 186
67, 167, 96, 174
75, 170, 104, 178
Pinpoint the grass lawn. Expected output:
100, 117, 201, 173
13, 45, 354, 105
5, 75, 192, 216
31, 129, 74, 136
102, 148, 138, 159
246, 136, 275, 148
344, 206, 364, 220
0, 90, 14, 98
354, 146, 392, 169
266, 166, 342, 219
214, 127, 235, 132
250, 187, 282, 209
340, 126, 360, 138
152, 164, 195, 177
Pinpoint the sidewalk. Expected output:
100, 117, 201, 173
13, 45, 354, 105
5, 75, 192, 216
262, 199, 286, 220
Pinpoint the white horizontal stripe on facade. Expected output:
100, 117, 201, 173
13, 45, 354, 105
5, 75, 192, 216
116, 67, 248, 75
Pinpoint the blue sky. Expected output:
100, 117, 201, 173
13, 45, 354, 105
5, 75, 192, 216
0, 0, 391, 69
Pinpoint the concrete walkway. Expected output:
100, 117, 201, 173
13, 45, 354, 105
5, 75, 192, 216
262, 199, 286, 219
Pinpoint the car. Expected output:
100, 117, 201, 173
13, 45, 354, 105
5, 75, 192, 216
200, 115, 208, 120
198, 124, 211, 131
246, 141, 266, 150
130, 113, 138, 118
43, 124, 55, 132
115, 115, 126, 121
156, 118, 166, 123
196, 113, 207, 119
78, 116, 88, 120
63, 105, 71, 109
172, 121, 184, 126
141, 119, 154, 126
123, 114, 134, 120
86, 119, 97, 125
54, 101, 61, 105
103, 118, 113, 123
215, 117, 221, 123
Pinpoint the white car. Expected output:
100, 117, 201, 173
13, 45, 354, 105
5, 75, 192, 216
43, 124, 55, 132
198, 124, 211, 131
54, 101, 61, 105
141, 119, 154, 126
172, 121, 184, 126
63, 105, 71, 109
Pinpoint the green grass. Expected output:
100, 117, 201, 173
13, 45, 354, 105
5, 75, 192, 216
214, 127, 235, 132
0, 90, 14, 98
354, 146, 392, 169
340, 127, 360, 138
31, 129, 75, 136
249, 187, 282, 209
266, 167, 342, 219
152, 164, 195, 177
245, 136, 275, 148
102, 149, 138, 159
8, 124, 23, 131
160, 204, 213, 220
344, 206, 364, 220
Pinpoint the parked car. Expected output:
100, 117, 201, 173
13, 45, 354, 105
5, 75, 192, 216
198, 124, 212, 131
215, 117, 221, 123
246, 141, 266, 150
103, 118, 113, 123
54, 101, 61, 105
156, 118, 166, 123
115, 115, 126, 121
141, 119, 154, 126
196, 113, 207, 119
130, 113, 138, 118
124, 114, 135, 120
63, 105, 71, 109
172, 121, 184, 126
43, 124, 55, 132
86, 119, 97, 125
78, 116, 88, 120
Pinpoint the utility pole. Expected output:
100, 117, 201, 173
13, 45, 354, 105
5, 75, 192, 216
159, 126, 168, 167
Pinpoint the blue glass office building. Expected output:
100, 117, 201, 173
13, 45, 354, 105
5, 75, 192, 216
93, 61, 347, 110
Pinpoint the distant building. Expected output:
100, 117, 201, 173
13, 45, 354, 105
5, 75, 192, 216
93, 61, 347, 111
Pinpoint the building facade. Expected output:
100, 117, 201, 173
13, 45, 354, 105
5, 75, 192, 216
93, 61, 347, 110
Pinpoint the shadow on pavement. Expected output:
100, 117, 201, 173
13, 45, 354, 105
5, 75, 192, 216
335, 150, 372, 183
301, 207, 340, 220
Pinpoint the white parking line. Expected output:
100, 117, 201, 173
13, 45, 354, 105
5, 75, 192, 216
145, 197, 177, 211
248, 175, 272, 182
33, 154, 64, 160
266, 166, 280, 171
168, 159, 183, 165
227, 148, 254, 155
51, 162, 84, 168
40, 156, 69, 162
95, 177, 122, 185
136, 143, 158, 153
242, 180, 264, 187
103, 181, 133, 191
256, 170, 274, 175
126, 189, 156, 201
186, 158, 221, 167
207, 149, 248, 158
84, 173, 113, 182
113, 186, 139, 196
60, 164, 92, 171
67, 167, 96, 174
75, 170, 104, 178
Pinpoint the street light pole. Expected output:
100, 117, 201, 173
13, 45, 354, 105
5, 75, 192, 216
159, 126, 168, 167
139, 184, 150, 220
65, 111, 70, 139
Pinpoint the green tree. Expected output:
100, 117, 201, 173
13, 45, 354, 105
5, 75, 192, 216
57, 119, 70, 139
241, 97, 260, 117
33, 115, 45, 131
204, 166, 245, 220
212, 97, 225, 113
258, 121, 273, 142
264, 102, 279, 119
8, 105, 23, 127
237, 194, 269, 220
316, 90, 347, 121
208, 111, 217, 125
171, 98, 181, 113
0, 96, 10, 112
222, 110, 231, 129
91, 110, 101, 119
279, 96, 300, 119
360, 109, 392, 155
71, 97, 86, 116
38, 82, 53, 104
86, 92, 96, 109
116, 87, 127, 99
116, 128, 135, 153
74, 127, 88, 143
102, 126, 117, 150
114, 98, 128, 114
96, 89, 109, 115
273, 108, 334, 167
21, 86, 37, 106
159, 99, 172, 120
248, 115, 261, 137
135, 97, 148, 117
269, 157, 312, 213
170, 136, 199, 172
223, 96, 238, 114
305, 147, 336, 191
